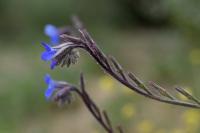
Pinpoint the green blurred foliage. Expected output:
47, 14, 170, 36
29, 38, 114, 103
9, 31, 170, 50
0, 0, 200, 132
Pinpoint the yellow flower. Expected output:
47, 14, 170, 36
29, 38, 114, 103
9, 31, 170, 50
136, 120, 154, 133
98, 75, 115, 92
182, 109, 200, 132
189, 49, 200, 65
121, 103, 136, 119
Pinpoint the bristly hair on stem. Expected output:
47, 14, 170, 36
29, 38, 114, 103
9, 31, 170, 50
56, 16, 200, 109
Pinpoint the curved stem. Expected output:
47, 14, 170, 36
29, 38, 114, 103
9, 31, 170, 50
68, 28, 200, 108
60, 17, 200, 109
72, 84, 114, 133
83, 45, 200, 108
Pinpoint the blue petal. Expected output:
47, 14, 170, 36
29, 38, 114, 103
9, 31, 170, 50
44, 74, 56, 99
45, 87, 55, 99
41, 50, 56, 61
50, 60, 57, 69
44, 24, 59, 37
44, 74, 52, 84
51, 35, 60, 44
41, 42, 52, 51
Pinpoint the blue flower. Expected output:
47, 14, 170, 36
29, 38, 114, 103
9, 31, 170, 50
44, 24, 60, 44
43, 74, 75, 105
41, 42, 56, 61
44, 74, 56, 99
41, 42, 57, 69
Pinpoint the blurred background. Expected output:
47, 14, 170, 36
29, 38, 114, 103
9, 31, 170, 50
1, 0, 200, 132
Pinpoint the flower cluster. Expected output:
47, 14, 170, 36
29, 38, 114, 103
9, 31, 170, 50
41, 25, 80, 69
41, 24, 80, 103
41, 41, 80, 69
44, 74, 74, 105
